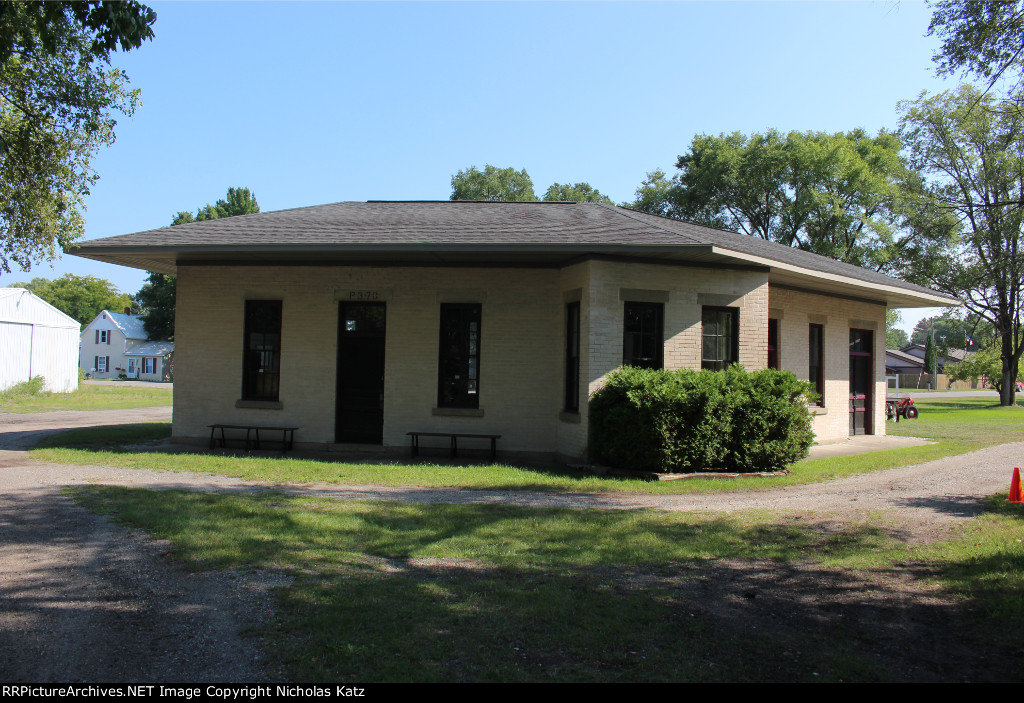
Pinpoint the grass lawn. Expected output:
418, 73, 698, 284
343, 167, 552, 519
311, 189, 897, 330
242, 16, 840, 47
31, 398, 1024, 494
0, 381, 172, 413
66, 485, 1024, 682
53, 396, 1024, 681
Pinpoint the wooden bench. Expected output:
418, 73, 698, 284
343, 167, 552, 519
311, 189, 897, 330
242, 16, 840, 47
208, 424, 298, 453
407, 431, 501, 462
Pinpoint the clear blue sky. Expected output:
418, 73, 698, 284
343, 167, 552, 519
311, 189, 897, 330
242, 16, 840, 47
9, 0, 957, 333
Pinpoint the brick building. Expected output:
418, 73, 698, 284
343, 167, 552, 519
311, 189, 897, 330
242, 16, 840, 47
72, 201, 957, 462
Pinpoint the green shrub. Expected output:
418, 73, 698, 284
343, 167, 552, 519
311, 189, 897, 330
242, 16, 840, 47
589, 366, 814, 473
0, 376, 46, 398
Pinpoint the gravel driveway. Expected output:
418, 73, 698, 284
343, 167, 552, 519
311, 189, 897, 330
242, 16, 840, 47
1, 407, 1021, 681
0, 408, 275, 683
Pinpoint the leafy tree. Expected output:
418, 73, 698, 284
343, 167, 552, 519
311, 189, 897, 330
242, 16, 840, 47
909, 313, 994, 351
139, 187, 260, 339
0, 1, 156, 274
543, 182, 613, 204
8, 273, 134, 325
627, 129, 944, 273
136, 272, 175, 340
171, 186, 260, 225
899, 85, 1024, 405
627, 169, 678, 217
923, 335, 937, 377
928, 1, 1024, 95
450, 165, 538, 202
886, 309, 910, 349
946, 343, 1024, 394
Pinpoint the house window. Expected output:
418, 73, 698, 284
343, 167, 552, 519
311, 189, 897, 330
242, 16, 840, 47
622, 302, 663, 369
143, 357, 156, 374
438, 303, 481, 408
242, 300, 282, 401
564, 301, 580, 412
95, 356, 109, 372
702, 307, 738, 371
96, 330, 110, 345
809, 323, 824, 405
768, 318, 779, 370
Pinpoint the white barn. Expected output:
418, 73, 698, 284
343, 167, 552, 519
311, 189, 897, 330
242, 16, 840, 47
0, 288, 80, 393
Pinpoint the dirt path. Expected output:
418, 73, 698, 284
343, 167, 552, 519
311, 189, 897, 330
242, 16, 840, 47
0, 408, 276, 683
1, 407, 1020, 682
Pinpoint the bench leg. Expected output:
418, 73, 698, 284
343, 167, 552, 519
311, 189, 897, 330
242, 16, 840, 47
490, 437, 496, 463
450, 435, 457, 459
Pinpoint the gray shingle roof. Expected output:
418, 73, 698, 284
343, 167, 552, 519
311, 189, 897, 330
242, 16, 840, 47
71, 200, 959, 306
78, 201, 706, 248
103, 311, 148, 340
125, 340, 174, 356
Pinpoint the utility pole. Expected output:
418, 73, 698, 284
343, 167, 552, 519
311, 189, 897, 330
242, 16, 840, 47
931, 320, 937, 390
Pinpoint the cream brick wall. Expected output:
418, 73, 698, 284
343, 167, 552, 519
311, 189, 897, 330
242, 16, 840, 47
769, 287, 888, 441
585, 259, 770, 388
174, 265, 563, 455
172, 262, 885, 460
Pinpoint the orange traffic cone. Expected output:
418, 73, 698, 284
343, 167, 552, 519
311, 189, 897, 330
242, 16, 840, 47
1007, 467, 1023, 504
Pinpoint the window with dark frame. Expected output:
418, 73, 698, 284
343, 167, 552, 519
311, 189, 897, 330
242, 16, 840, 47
809, 323, 824, 406
702, 307, 738, 371
767, 318, 779, 370
622, 302, 663, 369
564, 301, 580, 412
438, 303, 481, 408
242, 300, 282, 401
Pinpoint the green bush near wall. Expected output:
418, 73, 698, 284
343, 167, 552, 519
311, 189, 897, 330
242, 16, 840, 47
589, 366, 814, 473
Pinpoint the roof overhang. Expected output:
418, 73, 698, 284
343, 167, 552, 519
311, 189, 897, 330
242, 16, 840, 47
69, 241, 958, 309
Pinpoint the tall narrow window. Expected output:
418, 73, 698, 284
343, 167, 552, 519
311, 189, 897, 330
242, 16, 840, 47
438, 303, 481, 408
809, 323, 824, 406
702, 307, 738, 371
242, 300, 282, 401
767, 318, 779, 370
622, 302, 663, 369
564, 301, 581, 412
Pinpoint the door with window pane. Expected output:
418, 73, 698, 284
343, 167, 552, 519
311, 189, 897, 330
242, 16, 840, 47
849, 329, 873, 436
336, 302, 386, 444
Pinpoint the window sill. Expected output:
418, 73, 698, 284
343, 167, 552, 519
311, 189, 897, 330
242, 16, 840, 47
809, 405, 828, 415
432, 407, 484, 417
559, 411, 581, 423
235, 399, 283, 410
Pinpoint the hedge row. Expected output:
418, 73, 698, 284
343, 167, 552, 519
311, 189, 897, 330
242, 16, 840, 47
588, 365, 815, 473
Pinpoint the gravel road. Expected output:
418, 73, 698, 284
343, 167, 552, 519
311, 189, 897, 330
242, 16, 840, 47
0, 408, 275, 683
1, 407, 1021, 682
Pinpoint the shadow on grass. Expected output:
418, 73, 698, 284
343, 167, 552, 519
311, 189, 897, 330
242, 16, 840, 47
64, 485, 1024, 682
33, 422, 639, 487
32, 422, 172, 449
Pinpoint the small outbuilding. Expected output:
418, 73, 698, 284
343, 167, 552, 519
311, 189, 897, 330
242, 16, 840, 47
70, 200, 960, 461
0, 288, 80, 393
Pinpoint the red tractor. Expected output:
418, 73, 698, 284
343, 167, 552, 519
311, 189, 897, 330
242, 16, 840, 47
886, 394, 918, 422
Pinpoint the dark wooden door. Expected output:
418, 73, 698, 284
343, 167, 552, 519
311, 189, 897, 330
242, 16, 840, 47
849, 329, 873, 436
336, 302, 386, 444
